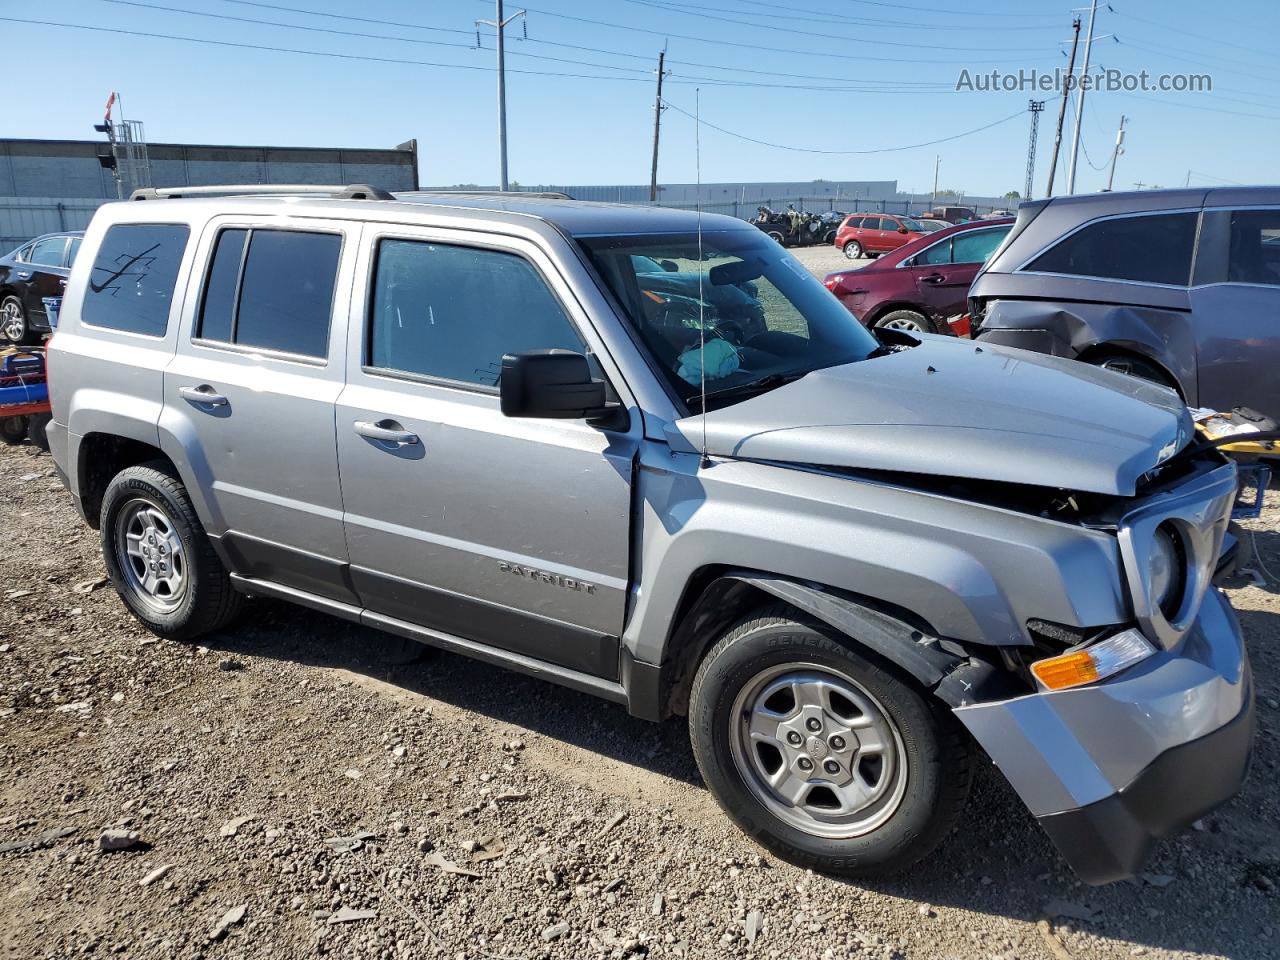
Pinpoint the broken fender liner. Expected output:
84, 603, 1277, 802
732, 576, 962, 689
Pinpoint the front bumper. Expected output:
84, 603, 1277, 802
956, 587, 1253, 884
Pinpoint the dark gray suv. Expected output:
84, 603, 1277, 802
969, 186, 1280, 418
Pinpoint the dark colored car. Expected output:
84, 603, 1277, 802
833, 213, 927, 260
0, 232, 83, 344
924, 206, 977, 224
823, 218, 1013, 334
969, 186, 1280, 419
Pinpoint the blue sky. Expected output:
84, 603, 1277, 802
13, 0, 1278, 196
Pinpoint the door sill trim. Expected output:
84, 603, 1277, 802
228, 574, 629, 705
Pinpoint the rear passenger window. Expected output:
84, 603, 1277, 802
367, 239, 584, 388
197, 228, 340, 359
1226, 209, 1280, 286
915, 239, 952, 266
82, 224, 190, 336
1024, 212, 1198, 286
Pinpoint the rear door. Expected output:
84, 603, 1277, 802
1190, 206, 1280, 418
335, 223, 636, 679
913, 226, 1012, 318
160, 217, 358, 602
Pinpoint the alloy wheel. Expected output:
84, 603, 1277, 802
0, 298, 25, 342
113, 498, 189, 615
729, 663, 907, 839
879, 315, 926, 333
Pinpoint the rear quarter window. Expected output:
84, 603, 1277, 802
1024, 212, 1198, 286
81, 223, 190, 336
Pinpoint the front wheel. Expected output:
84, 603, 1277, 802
0, 416, 28, 445
842, 240, 864, 259
689, 607, 972, 876
766, 230, 787, 245
875, 309, 936, 335
100, 462, 244, 641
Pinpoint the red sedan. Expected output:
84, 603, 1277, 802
832, 212, 928, 260
823, 218, 1013, 335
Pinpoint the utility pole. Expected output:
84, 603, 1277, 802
930, 154, 940, 207
1133, 180, 1146, 190
1045, 17, 1080, 198
1104, 115, 1127, 191
476, 0, 526, 191
649, 48, 668, 202
1066, 0, 1100, 194
1024, 100, 1045, 201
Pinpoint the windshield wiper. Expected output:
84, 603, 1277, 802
689, 371, 807, 410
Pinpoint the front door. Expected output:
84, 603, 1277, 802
335, 225, 636, 679
161, 217, 359, 602
20, 235, 70, 328
1190, 207, 1280, 419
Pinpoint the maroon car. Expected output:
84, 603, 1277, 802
823, 218, 1012, 335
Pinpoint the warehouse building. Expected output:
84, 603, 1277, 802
0, 137, 419, 248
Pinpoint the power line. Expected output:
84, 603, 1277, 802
65, 5, 956, 93
716, 0, 1058, 31
216, 0, 960, 87
1111, 8, 1276, 65
476, 2, 1054, 65
660, 97, 1030, 155
617, 0, 1049, 52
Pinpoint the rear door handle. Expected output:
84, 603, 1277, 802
920, 273, 946, 284
16, 271, 32, 281
354, 419, 419, 446
179, 385, 229, 407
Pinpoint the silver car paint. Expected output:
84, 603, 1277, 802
671, 334, 1191, 496
47, 192, 1255, 880
957, 586, 1248, 817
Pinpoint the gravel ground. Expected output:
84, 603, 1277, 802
1, 441, 1278, 960
788, 243, 872, 278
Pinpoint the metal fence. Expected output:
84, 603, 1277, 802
642, 196, 1008, 220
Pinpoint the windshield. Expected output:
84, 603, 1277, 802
901, 218, 926, 232
579, 230, 882, 410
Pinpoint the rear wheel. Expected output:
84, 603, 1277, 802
689, 607, 972, 877
26, 413, 50, 452
842, 240, 864, 260
100, 462, 244, 641
875, 309, 936, 335
0, 295, 36, 345
0, 416, 28, 445
766, 230, 787, 245
1088, 352, 1178, 391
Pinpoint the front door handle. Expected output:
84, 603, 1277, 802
16, 271, 32, 281
920, 273, 946, 284
354, 419, 419, 446
179, 385, 229, 407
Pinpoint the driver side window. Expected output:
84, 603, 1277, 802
367, 238, 586, 389
914, 239, 952, 266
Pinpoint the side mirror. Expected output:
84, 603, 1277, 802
659, 259, 679, 272
898, 227, 909, 234
500, 350, 607, 420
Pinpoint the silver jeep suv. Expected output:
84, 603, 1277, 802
47, 185, 1254, 885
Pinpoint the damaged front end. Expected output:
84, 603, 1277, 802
949, 455, 1254, 884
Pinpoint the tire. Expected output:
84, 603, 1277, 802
100, 461, 244, 641
25, 413, 51, 452
874, 309, 937, 335
842, 240, 864, 260
689, 606, 972, 877
0, 294, 37, 345
1089, 352, 1177, 391
766, 230, 787, 245
0, 416, 28, 445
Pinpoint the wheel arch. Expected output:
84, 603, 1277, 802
1074, 342, 1184, 397
76, 432, 181, 529
861, 301, 929, 328
649, 570, 1008, 721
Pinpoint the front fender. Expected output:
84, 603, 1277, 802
625, 450, 1129, 667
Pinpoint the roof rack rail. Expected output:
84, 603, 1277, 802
405, 190, 575, 200
129, 184, 396, 201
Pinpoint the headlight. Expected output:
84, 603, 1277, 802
1031, 628, 1156, 691
1149, 523, 1187, 619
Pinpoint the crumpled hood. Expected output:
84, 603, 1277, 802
672, 336, 1193, 495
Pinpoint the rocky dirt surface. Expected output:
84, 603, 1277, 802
1, 440, 1278, 960
789, 243, 870, 278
